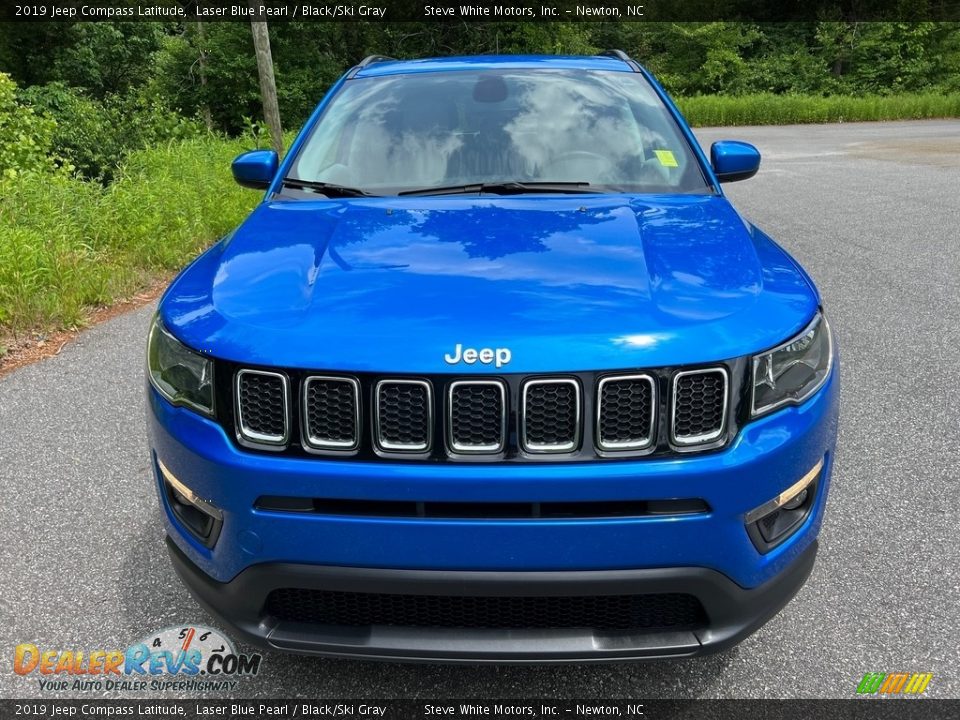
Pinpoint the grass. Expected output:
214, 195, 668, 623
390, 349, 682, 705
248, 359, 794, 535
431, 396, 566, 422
0, 136, 259, 336
677, 92, 960, 126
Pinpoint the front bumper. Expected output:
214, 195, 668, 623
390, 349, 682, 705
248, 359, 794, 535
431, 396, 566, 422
168, 535, 818, 663
148, 366, 838, 661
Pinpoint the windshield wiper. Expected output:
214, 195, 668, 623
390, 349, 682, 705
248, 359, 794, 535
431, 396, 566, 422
282, 178, 378, 197
398, 181, 598, 197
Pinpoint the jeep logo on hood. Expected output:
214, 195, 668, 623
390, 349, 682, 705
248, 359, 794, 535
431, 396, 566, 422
444, 344, 512, 369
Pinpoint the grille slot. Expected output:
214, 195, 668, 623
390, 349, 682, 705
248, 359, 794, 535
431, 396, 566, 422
235, 370, 288, 445
521, 379, 581, 453
447, 380, 507, 454
671, 368, 728, 446
265, 588, 707, 631
255, 496, 710, 518
302, 376, 360, 452
596, 374, 656, 451
375, 380, 433, 452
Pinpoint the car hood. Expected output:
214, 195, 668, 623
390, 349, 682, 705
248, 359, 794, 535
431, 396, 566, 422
161, 194, 818, 373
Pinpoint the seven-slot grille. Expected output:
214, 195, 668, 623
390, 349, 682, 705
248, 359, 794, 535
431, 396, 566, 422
231, 367, 730, 456
302, 376, 360, 451
672, 368, 728, 445
235, 369, 288, 444
375, 380, 433, 452
448, 380, 507, 453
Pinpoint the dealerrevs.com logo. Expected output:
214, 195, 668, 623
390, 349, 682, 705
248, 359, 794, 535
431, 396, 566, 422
14, 625, 262, 692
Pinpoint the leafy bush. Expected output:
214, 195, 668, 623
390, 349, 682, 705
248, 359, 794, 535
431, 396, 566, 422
106, 89, 204, 160
17, 83, 110, 179
21, 83, 203, 181
0, 135, 258, 332
0, 73, 57, 178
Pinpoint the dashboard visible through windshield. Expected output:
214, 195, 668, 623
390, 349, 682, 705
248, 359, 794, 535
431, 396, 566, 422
288, 69, 711, 196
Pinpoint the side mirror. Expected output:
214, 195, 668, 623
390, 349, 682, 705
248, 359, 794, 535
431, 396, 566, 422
231, 149, 279, 190
711, 141, 761, 183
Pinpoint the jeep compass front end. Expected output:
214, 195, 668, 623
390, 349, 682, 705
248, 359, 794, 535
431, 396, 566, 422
146, 52, 839, 662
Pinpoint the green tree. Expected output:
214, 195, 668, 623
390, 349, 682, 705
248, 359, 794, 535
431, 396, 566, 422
0, 22, 169, 97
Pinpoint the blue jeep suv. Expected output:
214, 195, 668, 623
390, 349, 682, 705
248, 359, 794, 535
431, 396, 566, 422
147, 52, 838, 662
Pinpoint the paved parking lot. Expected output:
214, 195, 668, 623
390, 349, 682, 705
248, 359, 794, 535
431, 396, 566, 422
1, 120, 958, 699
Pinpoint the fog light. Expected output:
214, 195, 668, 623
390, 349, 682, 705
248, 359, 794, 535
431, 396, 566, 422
746, 459, 822, 552
157, 458, 223, 548
782, 488, 808, 511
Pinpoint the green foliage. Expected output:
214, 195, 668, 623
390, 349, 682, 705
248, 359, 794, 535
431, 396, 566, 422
0, 73, 57, 178
813, 22, 956, 94
0, 22, 169, 98
599, 21, 960, 98
149, 24, 261, 135
678, 92, 960, 125
0, 135, 258, 331
54, 23, 169, 97
17, 83, 115, 180
629, 23, 765, 95
20, 83, 203, 181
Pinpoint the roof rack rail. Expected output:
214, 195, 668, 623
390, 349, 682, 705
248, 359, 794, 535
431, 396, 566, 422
358, 54, 396, 68
599, 49, 631, 61
598, 49, 641, 71
348, 55, 397, 78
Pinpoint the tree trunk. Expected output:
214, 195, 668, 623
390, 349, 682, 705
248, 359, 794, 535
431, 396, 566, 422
195, 21, 213, 131
250, 15, 283, 154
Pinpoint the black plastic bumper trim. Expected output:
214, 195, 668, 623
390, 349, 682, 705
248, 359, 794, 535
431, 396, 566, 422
254, 495, 710, 520
166, 537, 817, 664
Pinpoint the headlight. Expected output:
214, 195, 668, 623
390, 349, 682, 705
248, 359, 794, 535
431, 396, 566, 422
751, 312, 832, 417
147, 316, 214, 416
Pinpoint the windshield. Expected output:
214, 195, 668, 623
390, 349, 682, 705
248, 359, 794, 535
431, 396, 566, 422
288, 69, 711, 195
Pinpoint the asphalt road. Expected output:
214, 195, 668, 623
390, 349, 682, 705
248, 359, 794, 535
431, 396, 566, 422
2, 120, 959, 700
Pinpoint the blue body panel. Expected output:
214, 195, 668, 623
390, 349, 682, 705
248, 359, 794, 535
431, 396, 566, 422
160, 195, 817, 373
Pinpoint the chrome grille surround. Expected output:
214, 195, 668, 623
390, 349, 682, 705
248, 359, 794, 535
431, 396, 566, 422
235, 369, 290, 446
225, 361, 744, 460
447, 379, 508, 454
301, 375, 361, 453
670, 367, 729, 447
596, 373, 657, 452
520, 378, 582, 454
374, 379, 433, 453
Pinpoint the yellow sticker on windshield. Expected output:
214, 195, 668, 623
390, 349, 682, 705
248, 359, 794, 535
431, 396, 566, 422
654, 150, 679, 168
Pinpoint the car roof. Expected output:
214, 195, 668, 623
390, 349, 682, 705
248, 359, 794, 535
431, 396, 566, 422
352, 54, 636, 79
